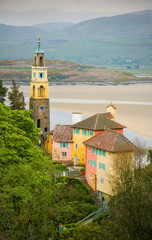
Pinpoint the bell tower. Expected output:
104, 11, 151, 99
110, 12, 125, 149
29, 37, 50, 134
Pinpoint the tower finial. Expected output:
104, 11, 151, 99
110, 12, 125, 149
38, 35, 42, 51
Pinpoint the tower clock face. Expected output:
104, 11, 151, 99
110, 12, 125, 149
40, 105, 45, 110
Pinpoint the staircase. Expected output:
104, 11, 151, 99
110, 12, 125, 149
68, 168, 103, 210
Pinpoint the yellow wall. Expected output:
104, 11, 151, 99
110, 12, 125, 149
45, 133, 53, 154
72, 129, 95, 165
30, 66, 49, 99
97, 151, 133, 196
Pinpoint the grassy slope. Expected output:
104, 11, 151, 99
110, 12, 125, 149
0, 59, 151, 84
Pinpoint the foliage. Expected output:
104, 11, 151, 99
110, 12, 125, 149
8, 80, 26, 110
0, 80, 7, 104
0, 104, 96, 239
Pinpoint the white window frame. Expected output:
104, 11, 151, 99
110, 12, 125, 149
62, 152, 67, 157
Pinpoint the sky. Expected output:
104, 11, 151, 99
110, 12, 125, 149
0, 0, 152, 25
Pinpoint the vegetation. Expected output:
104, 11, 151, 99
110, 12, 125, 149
0, 104, 97, 239
8, 80, 26, 110
0, 80, 7, 104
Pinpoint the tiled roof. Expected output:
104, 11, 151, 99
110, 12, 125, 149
53, 124, 73, 143
72, 113, 125, 130
83, 129, 135, 152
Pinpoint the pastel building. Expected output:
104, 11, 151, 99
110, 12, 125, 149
52, 125, 73, 163
84, 129, 135, 197
71, 111, 125, 166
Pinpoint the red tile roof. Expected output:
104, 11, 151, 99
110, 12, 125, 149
53, 124, 73, 143
83, 129, 135, 152
72, 113, 125, 130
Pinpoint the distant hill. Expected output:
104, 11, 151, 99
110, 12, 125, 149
0, 10, 152, 66
53, 10, 152, 40
33, 22, 74, 32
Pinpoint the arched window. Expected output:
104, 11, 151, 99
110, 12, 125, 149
33, 85, 35, 97
39, 85, 44, 97
45, 127, 48, 132
37, 119, 40, 128
40, 57, 43, 66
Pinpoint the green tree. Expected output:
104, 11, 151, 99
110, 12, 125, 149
0, 80, 7, 104
8, 80, 26, 110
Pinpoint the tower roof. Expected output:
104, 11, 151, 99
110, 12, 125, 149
35, 36, 44, 54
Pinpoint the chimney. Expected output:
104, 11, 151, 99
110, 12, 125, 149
106, 104, 117, 121
72, 112, 82, 124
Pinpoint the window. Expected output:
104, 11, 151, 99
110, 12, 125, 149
37, 119, 40, 128
90, 159, 93, 166
63, 143, 66, 148
74, 128, 80, 134
92, 147, 94, 153
96, 148, 98, 155
89, 174, 92, 179
39, 73, 44, 78
45, 127, 47, 132
99, 150, 106, 157
99, 163, 106, 170
62, 152, 67, 157
33, 72, 36, 78
101, 175, 104, 185
93, 160, 96, 167
40, 57, 43, 66
89, 130, 93, 136
89, 146, 90, 152
60, 143, 68, 148
88, 160, 89, 164
82, 129, 85, 135
75, 143, 78, 150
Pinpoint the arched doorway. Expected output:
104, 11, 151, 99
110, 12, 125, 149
37, 119, 40, 128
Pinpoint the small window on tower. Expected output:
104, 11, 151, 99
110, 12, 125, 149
39, 73, 43, 78
45, 127, 47, 132
37, 119, 40, 128
33, 72, 36, 78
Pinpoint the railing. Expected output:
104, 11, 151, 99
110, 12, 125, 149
76, 208, 103, 225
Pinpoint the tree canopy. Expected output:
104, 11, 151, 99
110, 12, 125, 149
8, 80, 26, 110
0, 80, 7, 104
0, 104, 96, 239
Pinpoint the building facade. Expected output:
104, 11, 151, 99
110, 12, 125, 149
84, 129, 135, 197
29, 37, 50, 134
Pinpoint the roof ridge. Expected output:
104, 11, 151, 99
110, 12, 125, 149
94, 113, 99, 129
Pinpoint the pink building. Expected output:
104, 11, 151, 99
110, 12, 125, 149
52, 125, 73, 164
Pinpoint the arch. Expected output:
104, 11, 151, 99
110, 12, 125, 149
45, 127, 48, 132
39, 85, 45, 97
33, 85, 35, 97
37, 119, 40, 128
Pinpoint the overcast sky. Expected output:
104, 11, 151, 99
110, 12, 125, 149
0, 0, 152, 25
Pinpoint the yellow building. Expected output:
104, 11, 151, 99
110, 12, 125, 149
71, 112, 125, 166
84, 129, 135, 197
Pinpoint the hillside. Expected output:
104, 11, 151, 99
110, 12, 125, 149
0, 59, 151, 85
0, 10, 152, 66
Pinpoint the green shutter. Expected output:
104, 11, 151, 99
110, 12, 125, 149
82, 129, 84, 135
60, 142, 62, 148
85, 130, 86, 135
90, 160, 92, 166
96, 148, 98, 155
88, 160, 89, 164
74, 128, 76, 134
78, 129, 80, 134
103, 164, 105, 170
87, 130, 89, 136
99, 162, 101, 169
93, 161, 96, 167
103, 150, 106, 157
66, 143, 68, 148
99, 150, 101, 156
42, 73, 44, 78
92, 147, 94, 153
91, 131, 93, 136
